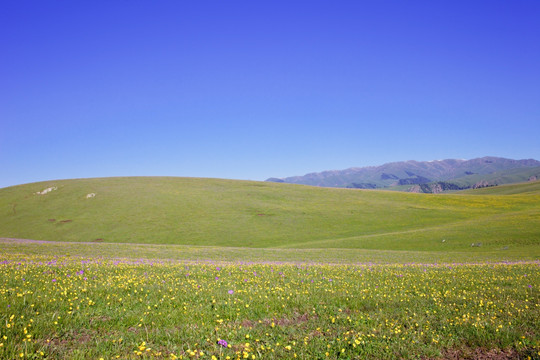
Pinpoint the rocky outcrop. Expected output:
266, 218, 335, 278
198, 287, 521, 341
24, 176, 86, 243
473, 180, 492, 189
408, 182, 468, 193
430, 183, 443, 194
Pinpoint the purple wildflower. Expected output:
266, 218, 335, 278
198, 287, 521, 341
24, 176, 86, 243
217, 339, 228, 348
228, 290, 234, 295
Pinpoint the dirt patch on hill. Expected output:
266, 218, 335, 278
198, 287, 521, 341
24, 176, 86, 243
35, 186, 57, 195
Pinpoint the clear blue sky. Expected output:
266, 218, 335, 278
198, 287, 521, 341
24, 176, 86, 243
2, 1, 539, 188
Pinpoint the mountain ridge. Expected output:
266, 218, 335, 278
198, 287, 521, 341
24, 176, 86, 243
266, 156, 540, 193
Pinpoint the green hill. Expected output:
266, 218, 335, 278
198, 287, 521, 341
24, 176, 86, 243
457, 179, 540, 195
1, 177, 539, 257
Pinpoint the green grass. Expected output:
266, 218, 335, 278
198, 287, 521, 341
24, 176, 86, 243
1, 177, 539, 258
1, 177, 539, 359
0, 253, 538, 360
0, 238, 537, 265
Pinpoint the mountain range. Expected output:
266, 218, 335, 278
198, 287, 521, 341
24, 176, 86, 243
266, 156, 540, 193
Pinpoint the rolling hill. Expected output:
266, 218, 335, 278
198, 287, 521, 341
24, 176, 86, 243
266, 156, 540, 192
1, 177, 539, 258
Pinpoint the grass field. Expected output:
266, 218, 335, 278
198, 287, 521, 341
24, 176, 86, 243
0, 253, 538, 360
1, 177, 539, 257
1, 177, 539, 359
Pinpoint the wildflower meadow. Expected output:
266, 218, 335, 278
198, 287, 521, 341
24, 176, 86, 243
1, 254, 538, 359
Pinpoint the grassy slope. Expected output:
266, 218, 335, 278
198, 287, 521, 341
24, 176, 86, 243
1, 177, 539, 258
458, 179, 540, 195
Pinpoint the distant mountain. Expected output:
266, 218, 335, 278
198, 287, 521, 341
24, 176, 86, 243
266, 157, 540, 193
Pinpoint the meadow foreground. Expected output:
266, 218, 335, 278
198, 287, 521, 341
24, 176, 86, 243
1, 253, 538, 359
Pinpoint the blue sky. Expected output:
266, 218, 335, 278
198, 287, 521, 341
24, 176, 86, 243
1, 1, 539, 188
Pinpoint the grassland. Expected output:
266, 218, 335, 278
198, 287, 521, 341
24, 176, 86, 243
1, 177, 539, 259
0, 254, 538, 360
0, 238, 536, 265
1, 178, 539, 359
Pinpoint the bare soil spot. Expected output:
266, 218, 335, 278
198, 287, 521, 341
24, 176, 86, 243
38, 329, 95, 348
240, 312, 315, 329
90, 315, 111, 323
427, 347, 524, 360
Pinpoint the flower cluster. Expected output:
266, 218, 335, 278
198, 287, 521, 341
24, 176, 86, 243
217, 339, 228, 348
